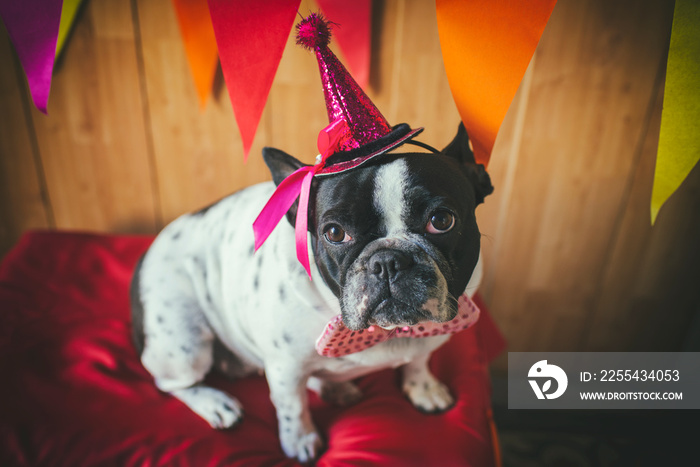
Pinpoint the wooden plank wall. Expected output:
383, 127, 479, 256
1, 0, 697, 365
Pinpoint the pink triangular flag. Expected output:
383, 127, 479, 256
208, 0, 301, 159
316, 0, 371, 90
0, 0, 63, 113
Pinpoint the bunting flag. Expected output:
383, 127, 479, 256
316, 0, 372, 90
208, 0, 301, 159
436, 0, 557, 167
651, 0, 700, 224
55, 0, 83, 59
0, 0, 64, 113
172, 0, 218, 110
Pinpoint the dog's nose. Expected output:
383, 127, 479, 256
369, 250, 413, 281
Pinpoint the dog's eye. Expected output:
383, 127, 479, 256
426, 210, 455, 234
324, 224, 352, 244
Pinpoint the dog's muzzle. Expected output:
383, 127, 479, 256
340, 237, 455, 330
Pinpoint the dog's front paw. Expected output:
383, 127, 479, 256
402, 376, 455, 413
279, 422, 323, 463
172, 385, 244, 429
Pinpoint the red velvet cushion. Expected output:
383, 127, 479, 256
0, 231, 504, 466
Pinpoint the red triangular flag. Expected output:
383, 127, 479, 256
208, 0, 301, 159
0, 0, 63, 113
316, 0, 371, 90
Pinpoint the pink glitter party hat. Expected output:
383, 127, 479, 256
253, 13, 435, 278
295, 13, 425, 176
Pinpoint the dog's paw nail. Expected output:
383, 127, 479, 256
281, 426, 323, 463
172, 386, 244, 429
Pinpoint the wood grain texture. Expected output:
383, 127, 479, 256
0, 0, 696, 357
28, 0, 157, 234
135, 0, 269, 226
0, 26, 52, 256
373, 0, 461, 151
483, 0, 677, 359
267, 0, 328, 163
585, 73, 700, 351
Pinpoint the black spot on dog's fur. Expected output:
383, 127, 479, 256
273, 340, 280, 349
282, 333, 293, 344
157, 315, 164, 324
172, 231, 181, 240
192, 197, 225, 216
279, 285, 286, 301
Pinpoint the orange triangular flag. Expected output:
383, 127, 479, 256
172, 0, 219, 110
436, 0, 557, 166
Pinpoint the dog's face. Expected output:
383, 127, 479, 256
263, 124, 493, 331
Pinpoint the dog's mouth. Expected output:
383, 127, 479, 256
364, 297, 424, 329
342, 288, 458, 331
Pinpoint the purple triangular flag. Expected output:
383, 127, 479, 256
0, 0, 63, 113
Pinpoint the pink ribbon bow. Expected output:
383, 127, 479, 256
315, 293, 481, 357
253, 118, 348, 278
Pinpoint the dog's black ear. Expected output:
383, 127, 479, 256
443, 122, 476, 164
262, 147, 309, 226
262, 147, 307, 186
442, 123, 494, 205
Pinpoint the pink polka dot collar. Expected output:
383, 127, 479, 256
315, 294, 480, 358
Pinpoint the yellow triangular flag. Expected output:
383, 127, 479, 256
55, 0, 84, 59
651, 0, 700, 224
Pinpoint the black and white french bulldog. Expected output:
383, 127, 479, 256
131, 123, 493, 462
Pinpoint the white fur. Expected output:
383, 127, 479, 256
136, 175, 482, 461
373, 160, 409, 236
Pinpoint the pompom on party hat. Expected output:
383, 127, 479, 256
294, 12, 425, 172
